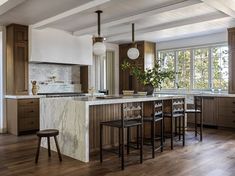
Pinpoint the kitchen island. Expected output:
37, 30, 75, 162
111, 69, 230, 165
40, 95, 185, 162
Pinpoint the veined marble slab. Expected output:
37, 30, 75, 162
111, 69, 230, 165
40, 95, 185, 162
40, 97, 89, 162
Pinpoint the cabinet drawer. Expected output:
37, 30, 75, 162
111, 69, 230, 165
218, 107, 235, 116
219, 98, 235, 107
218, 116, 235, 128
19, 117, 39, 131
18, 106, 39, 118
18, 99, 39, 107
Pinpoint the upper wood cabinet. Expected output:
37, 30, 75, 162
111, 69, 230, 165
119, 41, 156, 93
6, 24, 29, 95
228, 28, 235, 94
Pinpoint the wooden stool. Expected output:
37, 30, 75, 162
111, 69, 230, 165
35, 129, 62, 163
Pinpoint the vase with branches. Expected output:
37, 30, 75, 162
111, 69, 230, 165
121, 60, 176, 95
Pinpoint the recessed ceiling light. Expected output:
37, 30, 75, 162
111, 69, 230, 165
0, 0, 8, 6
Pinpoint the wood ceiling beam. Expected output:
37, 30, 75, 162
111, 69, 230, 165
31, 0, 111, 29
201, 0, 235, 18
106, 12, 228, 42
73, 0, 202, 36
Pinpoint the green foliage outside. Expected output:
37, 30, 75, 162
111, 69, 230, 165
158, 46, 228, 90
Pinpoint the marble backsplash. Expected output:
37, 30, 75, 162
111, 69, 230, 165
29, 63, 81, 94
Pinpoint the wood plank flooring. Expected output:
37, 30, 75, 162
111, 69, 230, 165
1, 128, 235, 176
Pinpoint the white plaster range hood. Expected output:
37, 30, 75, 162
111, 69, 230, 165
29, 28, 93, 65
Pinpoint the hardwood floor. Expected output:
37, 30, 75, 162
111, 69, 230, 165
1, 128, 235, 176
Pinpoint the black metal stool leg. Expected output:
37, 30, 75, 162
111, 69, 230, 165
171, 117, 174, 150
136, 126, 139, 149
54, 136, 62, 162
100, 124, 103, 163
160, 119, 163, 152
35, 137, 41, 163
183, 115, 185, 146
179, 117, 181, 141
127, 127, 130, 155
121, 126, 125, 170
151, 120, 155, 158
195, 112, 197, 137
140, 124, 143, 164
200, 113, 203, 141
119, 128, 121, 157
47, 137, 51, 157
175, 117, 177, 136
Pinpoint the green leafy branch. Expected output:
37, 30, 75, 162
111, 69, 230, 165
121, 60, 175, 88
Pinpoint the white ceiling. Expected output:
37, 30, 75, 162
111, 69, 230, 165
0, 0, 235, 43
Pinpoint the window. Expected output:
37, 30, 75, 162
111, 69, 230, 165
158, 45, 228, 91
211, 47, 228, 90
159, 51, 175, 89
193, 48, 209, 89
177, 50, 191, 89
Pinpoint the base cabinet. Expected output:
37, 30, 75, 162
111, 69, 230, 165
7, 99, 39, 135
202, 97, 218, 126
218, 97, 235, 128
187, 96, 235, 128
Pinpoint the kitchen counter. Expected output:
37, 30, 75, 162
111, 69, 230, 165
73, 94, 184, 105
154, 91, 235, 97
5, 95, 46, 99
40, 94, 185, 163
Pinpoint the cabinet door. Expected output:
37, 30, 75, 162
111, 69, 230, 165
14, 42, 28, 94
14, 26, 28, 42
202, 97, 218, 126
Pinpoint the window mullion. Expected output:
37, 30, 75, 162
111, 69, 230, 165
190, 49, 194, 90
175, 51, 178, 89
209, 47, 212, 90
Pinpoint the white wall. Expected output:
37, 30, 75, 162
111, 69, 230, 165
88, 42, 119, 95
157, 32, 227, 51
29, 28, 93, 65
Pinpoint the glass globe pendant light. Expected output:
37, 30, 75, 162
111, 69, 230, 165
93, 10, 106, 56
127, 23, 139, 60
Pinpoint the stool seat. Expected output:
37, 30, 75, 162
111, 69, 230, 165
36, 129, 59, 137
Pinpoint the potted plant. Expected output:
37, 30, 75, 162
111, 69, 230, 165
121, 60, 175, 95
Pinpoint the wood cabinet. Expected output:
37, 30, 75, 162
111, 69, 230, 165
119, 41, 156, 93
218, 97, 235, 128
6, 24, 28, 95
202, 97, 218, 126
228, 28, 235, 94
7, 98, 39, 135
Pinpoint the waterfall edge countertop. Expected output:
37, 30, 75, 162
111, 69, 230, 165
40, 94, 186, 163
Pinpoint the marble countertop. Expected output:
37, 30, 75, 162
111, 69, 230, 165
72, 94, 185, 105
5, 95, 46, 99
155, 91, 235, 97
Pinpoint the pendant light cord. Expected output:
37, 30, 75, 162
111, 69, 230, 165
132, 23, 135, 43
95, 10, 102, 37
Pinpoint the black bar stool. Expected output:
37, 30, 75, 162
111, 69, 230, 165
185, 96, 203, 141
163, 98, 185, 150
143, 100, 164, 158
35, 129, 62, 163
100, 102, 144, 170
